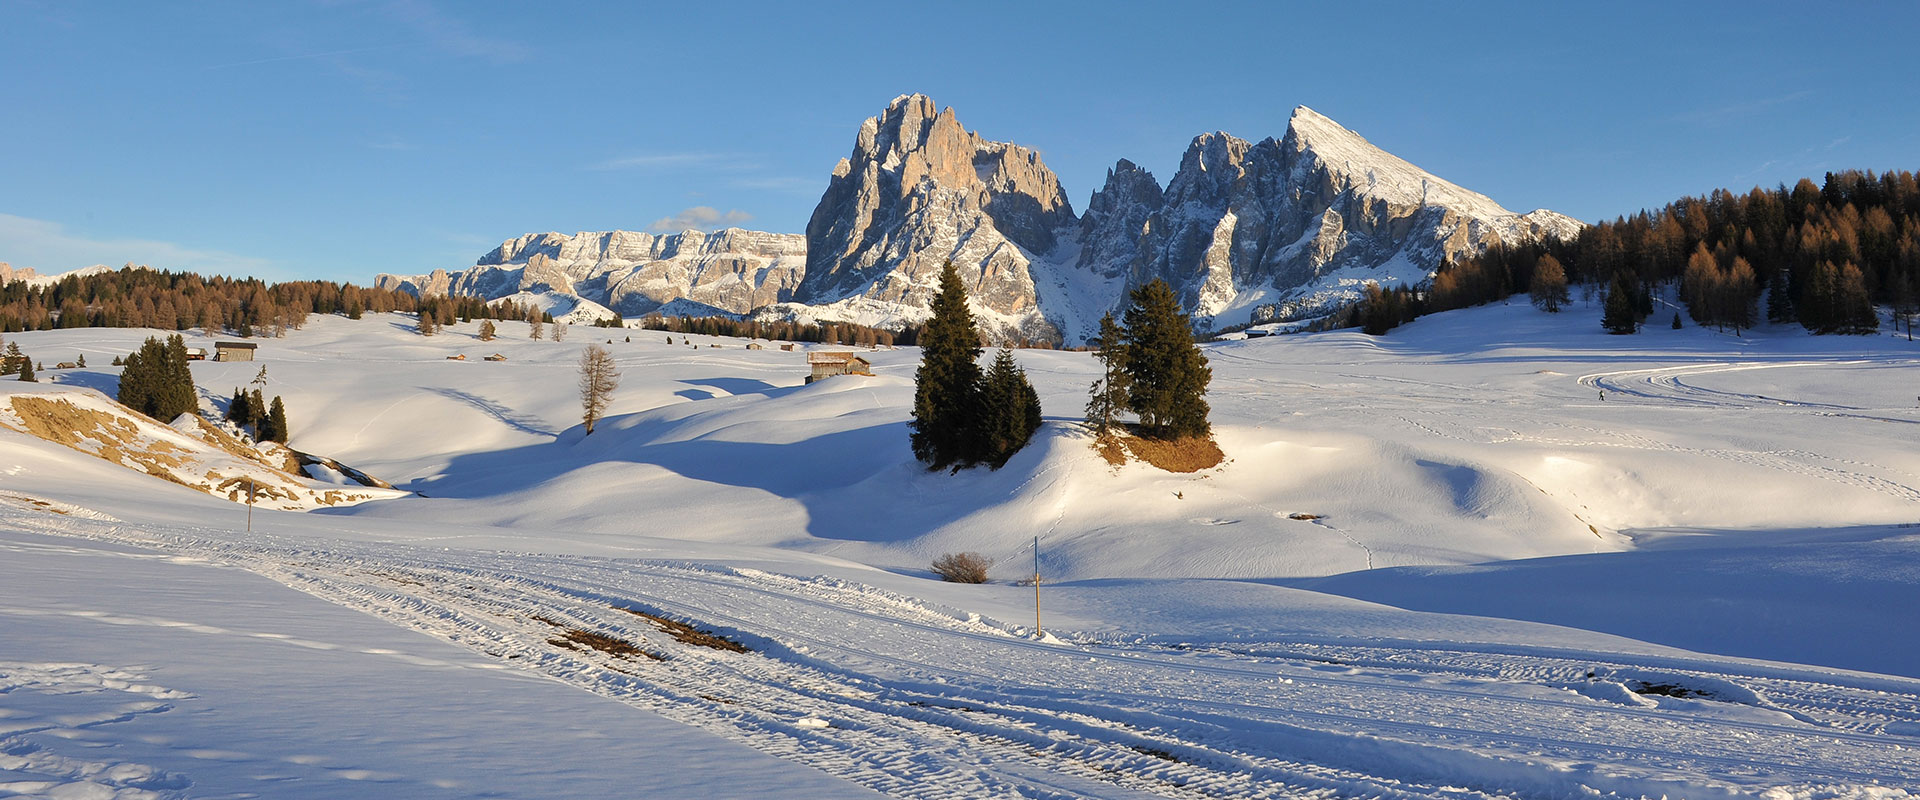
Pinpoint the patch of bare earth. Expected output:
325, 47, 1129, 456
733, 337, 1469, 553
1093, 427, 1224, 473
615, 606, 752, 653
548, 627, 664, 661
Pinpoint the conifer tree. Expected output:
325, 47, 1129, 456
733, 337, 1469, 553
265, 396, 289, 444
228, 387, 251, 425
478, 319, 496, 341
1084, 313, 1129, 436
1765, 265, 1796, 325
1672, 312, 1683, 329
1, 341, 21, 376
911, 261, 986, 469
116, 335, 196, 421
1529, 255, 1570, 312
16, 357, 33, 382
981, 349, 1041, 467
1601, 272, 1638, 334
1120, 279, 1212, 439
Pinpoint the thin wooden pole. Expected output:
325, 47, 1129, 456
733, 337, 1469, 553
1032, 535, 1042, 638
246, 480, 255, 532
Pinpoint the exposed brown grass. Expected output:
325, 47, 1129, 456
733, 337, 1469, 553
615, 606, 751, 653
1287, 513, 1322, 521
548, 627, 664, 661
1116, 431, 1224, 473
1092, 432, 1128, 467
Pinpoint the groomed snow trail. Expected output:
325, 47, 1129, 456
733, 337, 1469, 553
10, 508, 1916, 800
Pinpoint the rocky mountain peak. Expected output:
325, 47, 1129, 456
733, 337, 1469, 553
796, 94, 1076, 341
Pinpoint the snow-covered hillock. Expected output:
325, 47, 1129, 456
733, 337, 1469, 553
0, 383, 403, 510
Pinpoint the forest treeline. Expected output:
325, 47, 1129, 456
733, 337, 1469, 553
0, 267, 433, 335
1351, 169, 1920, 335
636, 314, 922, 347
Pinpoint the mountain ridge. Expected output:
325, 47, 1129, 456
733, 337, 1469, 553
375, 96, 1581, 341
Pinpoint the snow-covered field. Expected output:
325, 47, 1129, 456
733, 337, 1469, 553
2, 302, 1917, 798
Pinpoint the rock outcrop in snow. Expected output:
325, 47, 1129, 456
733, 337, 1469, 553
375, 99, 1580, 342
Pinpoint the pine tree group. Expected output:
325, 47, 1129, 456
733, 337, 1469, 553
117, 335, 196, 421
910, 262, 1042, 471
226, 386, 289, 443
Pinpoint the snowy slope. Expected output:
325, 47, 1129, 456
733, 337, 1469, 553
3, 305, 1918, 798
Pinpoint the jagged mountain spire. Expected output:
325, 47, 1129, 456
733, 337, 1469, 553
794, 93, 1077, 342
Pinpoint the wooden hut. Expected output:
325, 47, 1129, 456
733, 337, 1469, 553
213, 342, 257, 362
805, 351, 873, 384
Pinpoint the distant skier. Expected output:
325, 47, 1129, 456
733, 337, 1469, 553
1599, 390, 1606, 401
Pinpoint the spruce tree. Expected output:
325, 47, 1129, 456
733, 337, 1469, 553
16, 357, 34, 382
981, 349, 1041, 467
1084, 313, 1129, 436
1120, 280, 1212, 439
1765, 265, 1795, 325
116, 335, 196, 421
910, 261, 986, 469
1601, 272, 1638, 334
265, 396, 289, 444
228, 387, 251, 425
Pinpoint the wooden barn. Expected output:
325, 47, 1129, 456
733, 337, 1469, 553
213, 342, 257, 362
805, 351, 873, 384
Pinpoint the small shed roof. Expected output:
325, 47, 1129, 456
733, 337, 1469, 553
215, 341, 258, 349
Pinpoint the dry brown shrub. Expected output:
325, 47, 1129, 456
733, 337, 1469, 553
931, 552, 993, 583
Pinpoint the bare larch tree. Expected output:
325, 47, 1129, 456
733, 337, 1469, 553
578, 344, 619, 434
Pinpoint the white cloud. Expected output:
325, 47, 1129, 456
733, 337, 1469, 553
0, 213, 275, 277
646, 207, 754, 234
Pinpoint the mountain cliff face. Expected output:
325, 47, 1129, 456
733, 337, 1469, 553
376, 229, 806, 318
375, 98, 1580, 342
792, 94, 1077, 340
1113, 107, 1583, 327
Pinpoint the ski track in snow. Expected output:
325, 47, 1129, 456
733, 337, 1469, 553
7, 509, 1917, 800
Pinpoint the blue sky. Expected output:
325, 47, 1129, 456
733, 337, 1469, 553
4, 1, 1916, 283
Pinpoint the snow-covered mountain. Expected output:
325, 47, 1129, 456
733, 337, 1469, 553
1113, 107, 1584, 328
375, 229, 806, 320
0, 262, 141, 288
375, 97, 1580, 342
